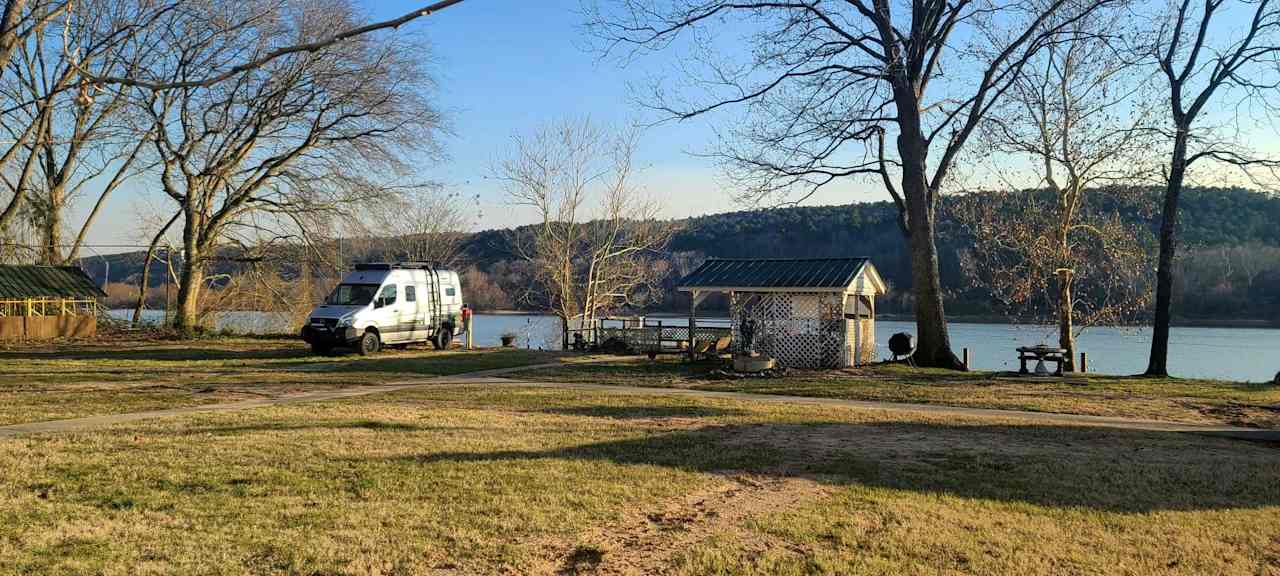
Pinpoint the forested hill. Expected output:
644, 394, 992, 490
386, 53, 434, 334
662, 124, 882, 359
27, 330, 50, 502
675, 186, 1280, 273
89, 186, 1280, 323
459, 186, 1280, 321
464, 186, 1280, 265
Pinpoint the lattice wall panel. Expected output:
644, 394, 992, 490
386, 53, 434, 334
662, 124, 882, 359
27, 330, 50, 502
732, 292, 846, 368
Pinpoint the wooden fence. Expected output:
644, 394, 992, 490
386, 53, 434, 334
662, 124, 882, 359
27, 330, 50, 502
0, 298, 99, 341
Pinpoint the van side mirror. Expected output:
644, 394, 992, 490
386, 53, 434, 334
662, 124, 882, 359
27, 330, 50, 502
373, 297, 384, 309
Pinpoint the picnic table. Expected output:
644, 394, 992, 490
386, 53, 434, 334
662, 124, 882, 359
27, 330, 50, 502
1016, 345, 1067, 376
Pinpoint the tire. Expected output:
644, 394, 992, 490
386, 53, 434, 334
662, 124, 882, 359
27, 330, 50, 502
310, 343, 333, 356
357, 331, 381, 356
432, 326, 453, 350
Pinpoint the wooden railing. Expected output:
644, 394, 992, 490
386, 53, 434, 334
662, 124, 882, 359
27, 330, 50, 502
0, 298, 98, 317
591, 320, 732, 353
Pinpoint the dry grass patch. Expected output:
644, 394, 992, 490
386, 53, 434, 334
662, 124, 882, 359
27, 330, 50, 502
0, 338, 570, 425
0, 385, 1277, 574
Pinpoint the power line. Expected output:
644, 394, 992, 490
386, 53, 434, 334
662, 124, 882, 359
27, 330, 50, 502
0, 242, 161, 249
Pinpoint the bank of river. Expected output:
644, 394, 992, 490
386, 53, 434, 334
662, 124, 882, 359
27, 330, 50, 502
109, 310, 1279, 382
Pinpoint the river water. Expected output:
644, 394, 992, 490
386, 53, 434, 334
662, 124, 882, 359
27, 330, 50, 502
110, 310, 1279, 382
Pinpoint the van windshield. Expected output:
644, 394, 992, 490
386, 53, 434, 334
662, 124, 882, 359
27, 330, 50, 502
325, 284, 380, 306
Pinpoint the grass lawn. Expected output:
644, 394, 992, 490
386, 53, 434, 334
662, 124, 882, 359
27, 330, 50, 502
1, 384, 1277, 575
522, 358, 1280, 428
0, 337, 571, 426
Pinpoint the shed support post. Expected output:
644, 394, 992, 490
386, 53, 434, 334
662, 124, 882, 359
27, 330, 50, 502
855, 294, 863, 368
688, 290, 698, 362
867, 296, 876, 366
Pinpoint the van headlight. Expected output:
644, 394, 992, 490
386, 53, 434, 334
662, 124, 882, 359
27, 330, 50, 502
336, 316, 353, 328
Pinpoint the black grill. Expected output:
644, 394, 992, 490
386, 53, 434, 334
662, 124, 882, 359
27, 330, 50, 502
888, 332, 914, 357
310, 318, 338, 330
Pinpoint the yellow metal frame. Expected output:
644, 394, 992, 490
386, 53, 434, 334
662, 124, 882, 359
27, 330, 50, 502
0, 298, 97, 317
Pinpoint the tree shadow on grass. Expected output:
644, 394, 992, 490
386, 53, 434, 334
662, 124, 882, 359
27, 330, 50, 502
364, 420, 1280, 513
0, 345, 537, 374
297, 350, 556, 376
174, 419, 454, 436
0, 346, 312, 363
539, 405, 748, 420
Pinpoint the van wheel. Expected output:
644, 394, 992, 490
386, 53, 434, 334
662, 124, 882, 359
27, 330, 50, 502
432, 327, 453, 350
357, 331, 381, 356
310, 343, 333, 356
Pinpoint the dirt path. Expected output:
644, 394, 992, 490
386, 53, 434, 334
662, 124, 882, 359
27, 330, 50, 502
0, 364, 543, 437
2, 368, 1278, 441
548, 473, 826, 575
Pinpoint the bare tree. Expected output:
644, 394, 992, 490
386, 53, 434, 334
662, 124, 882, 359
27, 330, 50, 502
1142, 0, 1280, 375
0, 0, 181, 259
131, 209, 179, 327
495, 118, 674, 348
139, 0, 442, 332
955, 9, 1157, 370
955, 190, 1154, 366
586, 0, 1118, 368
0, 0, 162, 264
1, 0, 466, 258
82, 0, 468, 90
0, 1, 70, 80
0, 0, 57, 239
364, 185, 476, 266
460, 267, 512, 310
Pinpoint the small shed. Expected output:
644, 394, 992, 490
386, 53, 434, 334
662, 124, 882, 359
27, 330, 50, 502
0, 265, 105, 341
678, 258, 887, 368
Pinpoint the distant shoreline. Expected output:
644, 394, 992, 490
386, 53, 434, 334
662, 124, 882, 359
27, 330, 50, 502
876, 314, 1280, 329
471, 309, 1279, 329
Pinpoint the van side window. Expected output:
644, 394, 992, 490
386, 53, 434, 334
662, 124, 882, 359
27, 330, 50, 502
446, 287, 456, 297
405, 285, 416, 302
378, 284, 397, 306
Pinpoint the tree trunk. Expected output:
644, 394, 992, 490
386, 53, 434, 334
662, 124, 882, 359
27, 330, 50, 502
133, 213, 179, 327
40, 144, 72, 264
896, 124, 964, 369
1058, 270, 1076, 372
174, 214, 205, 333
0, 1, 27, 73
41, 196, 62, 265
905, 204, 962, 369
132, 252, 155, 328
174, 260, 204, 333
1146, 129, 1188, 376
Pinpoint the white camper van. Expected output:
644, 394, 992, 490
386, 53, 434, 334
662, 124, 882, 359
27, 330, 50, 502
301, 262, 464, 355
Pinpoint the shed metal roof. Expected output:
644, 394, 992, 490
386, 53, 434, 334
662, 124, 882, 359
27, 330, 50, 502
0, 265, 107, 300
677, 258, 879, 292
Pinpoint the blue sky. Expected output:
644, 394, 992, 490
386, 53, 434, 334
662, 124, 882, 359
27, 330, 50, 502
87, 0, 871, 250
363, 0, 876, 227
78, 0, 1280, 251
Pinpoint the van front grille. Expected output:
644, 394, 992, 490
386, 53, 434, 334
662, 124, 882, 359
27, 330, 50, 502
310, 318, 338, 330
